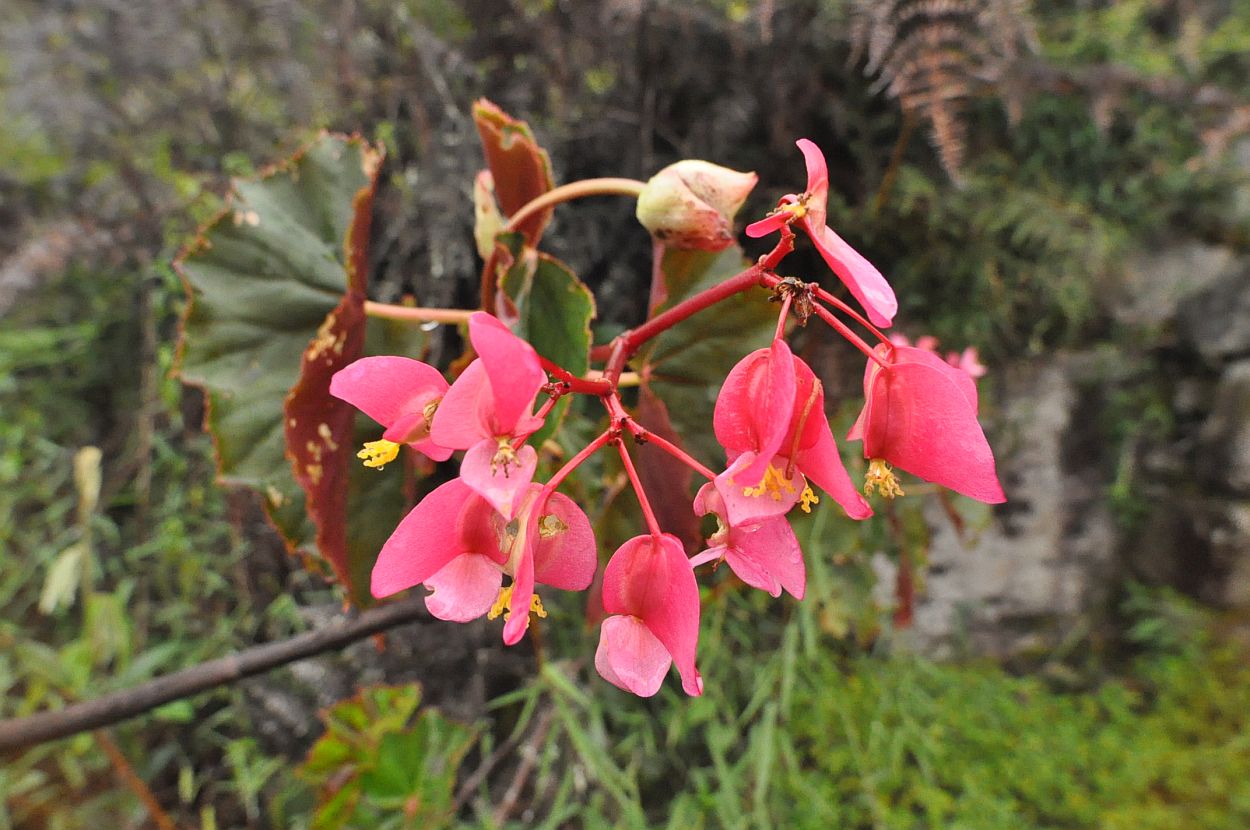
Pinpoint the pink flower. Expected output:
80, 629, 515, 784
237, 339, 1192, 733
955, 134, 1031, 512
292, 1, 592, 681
431, 312, 547, 518
595, 533, 703, 697
848, 344, 1005, 503
329, 356, 453, 467
746, 139, 897, 327
690, 483, 805, 599
371, 478, 597, 644
712, 339, 872, 526
890, 334, 987, 380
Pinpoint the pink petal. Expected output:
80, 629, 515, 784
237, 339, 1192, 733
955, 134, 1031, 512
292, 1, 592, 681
892, 344, 979, 412
329, 356, 448, 430
796, 423, 873, 520
744, 211, 791, 238
382, 410, 455, 462
460, 438, 538, 519
430, 360, 493, 449
785, 354, 829, 454
726, 516, 806, 599
602, 534, 703, 696
423, 553, 503, 622
712, 340, 797, 485
371, 479, 473, 598
795, 138, 829, 230
468, 312, 545, 435
714, 452, 802, 527
806, 221, 897, 328
532, 491, 598, 591
595, 615, 672, 697
502, 537, 535, 646
864, 359, 1005, 503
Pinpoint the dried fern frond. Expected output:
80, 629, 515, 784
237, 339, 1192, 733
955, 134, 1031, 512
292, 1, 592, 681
850, 0, 1039, 182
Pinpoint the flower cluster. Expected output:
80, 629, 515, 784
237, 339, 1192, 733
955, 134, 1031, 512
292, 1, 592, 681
332, 139, 1004, 698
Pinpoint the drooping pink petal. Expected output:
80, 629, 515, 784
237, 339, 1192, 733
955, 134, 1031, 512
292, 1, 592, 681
468, 312, 545, 435
795, 138, 829, 230
329, 356, 448, 429
744, 211, 792, 238
602, 534, 703, 696
595, 615, 672, 697
713, 340, 797, 486
531, 491, 598, 591
502, 534, 536, 646
796, 424, 873, 520
889, 344, 979, 412
713, 452, 802, 527
423, 553, 503, 622
430, 360, 493, 449
725, 517, 805, 599
382, 410, 454, 462
806, 221, 897, 328
371, 479, 473, 598
862, 357, 1005, 503
459, 438, 537, 519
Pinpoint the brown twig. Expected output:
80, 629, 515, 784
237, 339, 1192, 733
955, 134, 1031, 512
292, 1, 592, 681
0, 596, 430, 754
492, 707, 556, 824
94, 730, 179, 830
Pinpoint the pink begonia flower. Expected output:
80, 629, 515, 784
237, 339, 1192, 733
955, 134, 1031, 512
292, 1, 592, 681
431, 312, 547, 518
712, 338, 872, 527
596, 533, 703, 697
746, 139, 897, 327
690, 483, 805, 600
330, 356, 453, 467
371, 478, 596, 644
848, 344, 1005, 503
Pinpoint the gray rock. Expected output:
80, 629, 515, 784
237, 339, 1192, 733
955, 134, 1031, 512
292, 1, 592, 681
1197, 359, 1250, 496
910, 359, 1117, 658
1178, 265, 1250, 363
1117, 242, 1237, 327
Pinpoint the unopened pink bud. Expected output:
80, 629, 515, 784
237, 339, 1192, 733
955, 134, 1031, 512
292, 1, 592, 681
635, 160, 757, 251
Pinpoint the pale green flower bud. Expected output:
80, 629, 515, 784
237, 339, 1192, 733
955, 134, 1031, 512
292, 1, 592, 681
635, 160, 757, 251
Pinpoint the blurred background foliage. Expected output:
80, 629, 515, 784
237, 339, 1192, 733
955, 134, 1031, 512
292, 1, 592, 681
3, 0, 1250, 827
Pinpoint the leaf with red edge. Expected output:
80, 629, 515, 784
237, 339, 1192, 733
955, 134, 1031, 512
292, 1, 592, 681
177, 134, 389, 603
472, 98, 555, 245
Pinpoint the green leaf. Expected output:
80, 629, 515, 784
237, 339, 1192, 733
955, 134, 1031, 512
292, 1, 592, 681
498, 233, 596, 447
639, 245, 775, 466
176, 134, 384, 600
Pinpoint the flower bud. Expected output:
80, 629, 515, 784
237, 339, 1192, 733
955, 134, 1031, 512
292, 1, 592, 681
635, 160, 757, 251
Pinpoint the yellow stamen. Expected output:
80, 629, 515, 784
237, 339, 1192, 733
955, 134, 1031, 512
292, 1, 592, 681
358, 439, 400, 469
799, 485, 820, 513
492, 437, 519, 476
487, 586, 547, 621
781, 199, 808, 221
864, 458, 904, 499
742, 463, 798, 501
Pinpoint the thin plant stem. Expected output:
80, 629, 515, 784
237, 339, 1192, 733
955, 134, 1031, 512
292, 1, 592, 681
541, 430, 614, 497
774, 292, 793, 342
759, 272, 890, 345
505, 178, 647, 235
627, 422, 716, 480
363, 301, 475, 325
617, 438, 663, 539
812, 304, 890, 369
538, 356, 614, 395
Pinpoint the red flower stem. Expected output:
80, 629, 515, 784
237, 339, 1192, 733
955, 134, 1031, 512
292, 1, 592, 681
626, 421, 716, 480
538, 356, 614, 395
532, 395, 561, 423
760, 224, 797, 271
363, 302, 475, 324
621, 265, 765, 355
505, 178, 647, 236
616, 437, 664, 539
758, 272, 890, 344
774, 292, 793, 342
812, 304, 890, 369
541, 429, 614, 497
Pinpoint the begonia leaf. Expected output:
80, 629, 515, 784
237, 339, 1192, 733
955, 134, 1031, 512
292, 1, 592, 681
177, 134, 392, 604
473, 98, 555, 245
497, 233, 595, 448
639, 245, 776, 467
